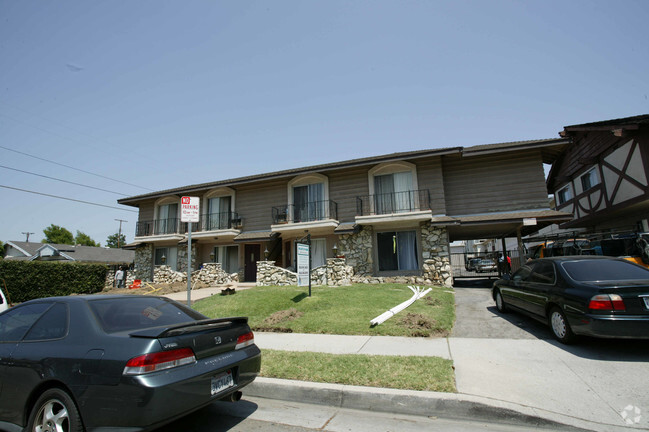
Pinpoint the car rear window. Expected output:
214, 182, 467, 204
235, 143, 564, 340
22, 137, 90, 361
561, 259, 649, 281
89, 297, 207, 333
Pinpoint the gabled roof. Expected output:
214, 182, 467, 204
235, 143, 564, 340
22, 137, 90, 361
561, 114, 649, 134
118, 138, 569, 205
4, 241, 134, 264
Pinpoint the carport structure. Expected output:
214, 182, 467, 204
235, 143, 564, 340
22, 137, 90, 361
433, 139, 573, 280
444, 210, 573, 279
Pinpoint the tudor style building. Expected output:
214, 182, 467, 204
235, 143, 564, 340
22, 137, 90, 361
119, 139, 572, 286
548, 114, 649, 233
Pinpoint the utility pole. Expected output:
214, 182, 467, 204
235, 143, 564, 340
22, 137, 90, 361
22, 232, 35, 242
114, 219, 127, 248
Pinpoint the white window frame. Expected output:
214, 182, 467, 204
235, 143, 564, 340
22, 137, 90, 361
154, 196, 180, 221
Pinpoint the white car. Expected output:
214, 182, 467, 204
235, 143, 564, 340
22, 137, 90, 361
0, 287, 8, 312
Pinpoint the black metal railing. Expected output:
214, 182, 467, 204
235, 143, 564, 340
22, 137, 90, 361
200, 211, 241, 231
356, 189, 431, 216
272, 200, 338, 224
136, 212, 242, 237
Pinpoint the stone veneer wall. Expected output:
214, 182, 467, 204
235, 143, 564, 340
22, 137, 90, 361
256, 258, 354, 286
335, 222, 453, 287
153, 262, 238, 285
338, 226, 374, 276
134, 244, 153, 281
419, 222, 453, 287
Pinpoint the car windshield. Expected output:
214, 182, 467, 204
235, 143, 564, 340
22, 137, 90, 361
561, 259, 649, 281
89, 297, 207, 333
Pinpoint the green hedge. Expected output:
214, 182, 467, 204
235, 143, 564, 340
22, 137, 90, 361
0, 260, 107, 303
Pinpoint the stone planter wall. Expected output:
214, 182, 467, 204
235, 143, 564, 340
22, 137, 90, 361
153, 263, 238, 285
256, 258, 354, 286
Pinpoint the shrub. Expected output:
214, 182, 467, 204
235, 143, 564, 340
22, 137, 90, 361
0, 260, 107, 303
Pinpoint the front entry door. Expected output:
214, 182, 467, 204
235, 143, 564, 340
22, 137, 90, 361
244, 244, 261, 282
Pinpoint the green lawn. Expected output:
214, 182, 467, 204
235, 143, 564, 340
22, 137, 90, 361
261, 349, 456, 392
194, 284, 455, 337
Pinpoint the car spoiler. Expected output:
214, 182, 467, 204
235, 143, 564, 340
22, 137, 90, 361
128, 317, 249, 338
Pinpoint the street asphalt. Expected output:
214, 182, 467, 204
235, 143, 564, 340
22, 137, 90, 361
166, 282, 649, 432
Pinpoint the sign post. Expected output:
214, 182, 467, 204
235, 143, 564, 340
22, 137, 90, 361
296, 234, 311, 296
181, 196, 200, 307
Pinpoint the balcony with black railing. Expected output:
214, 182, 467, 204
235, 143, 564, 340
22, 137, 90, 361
272, 200, 338, 225
356, 189, 431, 216
135, 212, 242, 238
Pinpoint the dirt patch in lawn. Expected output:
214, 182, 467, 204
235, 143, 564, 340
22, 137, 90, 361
253, 308, 304, 333
397, 312, 447, 337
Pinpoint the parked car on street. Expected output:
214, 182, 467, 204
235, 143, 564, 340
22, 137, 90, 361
0, 295, 261, 432
492, 256, 649, 343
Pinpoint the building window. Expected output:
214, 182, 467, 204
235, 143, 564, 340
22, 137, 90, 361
155, 199, 179, 235
204, 187, 236, 231
207, 196, 232, 230
377, 231, 419, 271
213, 245, 239, 274
368, 161, 420, 214
155, 247, 178, 271
287, 174, 329, 222
580, 168, 599, 193
556, 185, 572, 205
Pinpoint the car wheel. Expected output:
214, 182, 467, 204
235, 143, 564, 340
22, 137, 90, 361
494, 290, 508, 313
27, 388, 84, 432
549, 306, 575, 344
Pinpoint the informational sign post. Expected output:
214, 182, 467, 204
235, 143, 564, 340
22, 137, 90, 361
296, 234, 311, 296
181, 196, 199, 307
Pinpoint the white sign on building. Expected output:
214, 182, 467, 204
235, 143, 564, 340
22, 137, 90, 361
181, 196, 200, 223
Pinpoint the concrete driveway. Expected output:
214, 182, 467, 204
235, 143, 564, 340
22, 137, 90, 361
451, 278, 552, 339
450, 278, 649, 430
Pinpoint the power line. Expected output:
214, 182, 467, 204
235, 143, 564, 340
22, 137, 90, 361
0, 185, 138, 213
0, 164, 128, 196
0, 144, 155, 192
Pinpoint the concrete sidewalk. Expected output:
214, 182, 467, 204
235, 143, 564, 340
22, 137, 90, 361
251, 333, 649, 432
166, 286, 649, 431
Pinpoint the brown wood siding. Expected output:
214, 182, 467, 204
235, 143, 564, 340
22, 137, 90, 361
413, 157, 446, 214
235, 179, 287, 231
442, 150, 548, 215
328, 167, 369, 222
137, 199, 156, 222
549, 132, 634, 191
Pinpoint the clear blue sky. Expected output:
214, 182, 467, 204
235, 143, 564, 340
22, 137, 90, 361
1, 0, 648, 246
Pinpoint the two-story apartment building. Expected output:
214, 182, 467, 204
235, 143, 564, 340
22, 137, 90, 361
118, 139, 572, 286
548, 114, 649, 233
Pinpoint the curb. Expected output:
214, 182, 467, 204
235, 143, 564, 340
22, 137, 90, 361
246, 378, 637, 432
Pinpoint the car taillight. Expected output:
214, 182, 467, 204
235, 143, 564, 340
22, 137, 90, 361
123, 348, 196, 375
588, 294, 626, 311
235, 331, 254, 350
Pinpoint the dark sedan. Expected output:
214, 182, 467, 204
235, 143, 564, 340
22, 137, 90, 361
492, 256, 649, 343
0, 295, 261, 432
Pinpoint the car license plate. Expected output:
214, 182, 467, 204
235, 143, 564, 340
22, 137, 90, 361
211, 371, 234, 396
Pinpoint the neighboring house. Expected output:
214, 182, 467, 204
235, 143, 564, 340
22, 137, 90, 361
548, 114, 649, 233
3, 241, 134, 265
118, 139, 572, 286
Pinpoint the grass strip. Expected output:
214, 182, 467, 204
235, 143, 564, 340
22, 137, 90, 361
195, 284, 455, 337
260, 349, 456, 393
